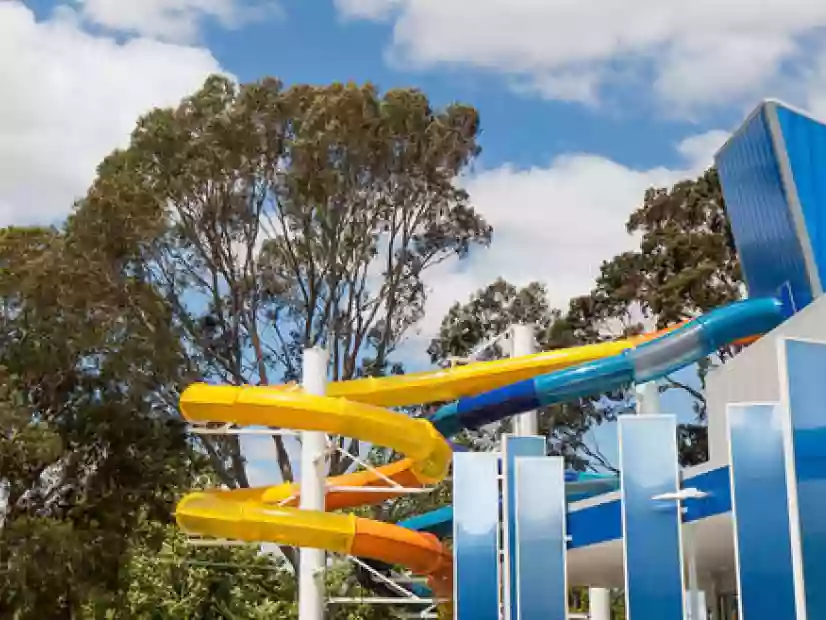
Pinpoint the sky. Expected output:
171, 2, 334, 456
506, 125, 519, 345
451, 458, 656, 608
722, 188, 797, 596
4, 0, 826, 483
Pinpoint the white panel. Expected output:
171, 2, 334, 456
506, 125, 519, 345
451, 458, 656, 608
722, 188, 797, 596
706, 295, 826, 466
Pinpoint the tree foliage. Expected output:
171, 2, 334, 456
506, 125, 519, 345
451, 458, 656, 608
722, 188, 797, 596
0, 226, 194, 616
0, 220, 412, 616
66, 74, 490, 484
1, 74, 488, 616
598, 168, 741, 327
0, 69, 743, 616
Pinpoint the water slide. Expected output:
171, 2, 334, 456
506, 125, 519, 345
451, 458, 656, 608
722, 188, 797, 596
175, 297, 787, 598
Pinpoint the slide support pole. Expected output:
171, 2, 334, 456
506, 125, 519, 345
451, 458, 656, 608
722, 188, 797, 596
635, 380, 661, 415
299, 347, 328, 620
511, 324, 538, 436
589, 587, 611, 620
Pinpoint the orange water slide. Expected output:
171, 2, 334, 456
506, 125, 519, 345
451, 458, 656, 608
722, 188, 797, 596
176, 492, 454, 596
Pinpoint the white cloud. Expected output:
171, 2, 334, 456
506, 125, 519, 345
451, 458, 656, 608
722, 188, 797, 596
413, 130, 726, 347
73, 0, 276, 42
0, 2, 225, 228
654, 34, 795, 113
337, 0, 826, 111
511, 70, 601, 105
676, 130, 730, 165
334, 0, 402, 21
804, 51, 826, 118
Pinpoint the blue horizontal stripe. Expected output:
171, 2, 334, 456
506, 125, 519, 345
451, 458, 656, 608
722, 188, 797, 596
568, 464, 734, 549
568, 498, 623, 548
401, 465, 736, 552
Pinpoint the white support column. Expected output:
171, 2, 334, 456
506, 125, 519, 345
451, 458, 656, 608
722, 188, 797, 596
707, 577, 720, 620
510, 324, 538, 436
635, 380, 661, 415
684, 526, 704, 620
589, 587, 611, 620
299, 347, 328, 620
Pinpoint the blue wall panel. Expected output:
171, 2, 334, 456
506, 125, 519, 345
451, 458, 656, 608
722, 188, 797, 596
568, 497, 623, 548
727, 403, 796, 620
781, 339, 826, 619
514, 457, 567, 620
453, 452, 500, 620
502, 435, 546, 620
776, 105, 826, 292
619, 415, 685, 620
716, 103, 814, 308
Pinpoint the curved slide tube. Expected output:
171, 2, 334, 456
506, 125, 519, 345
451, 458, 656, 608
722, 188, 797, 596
429, 298, 786, 435
324, 324, 681, 407
175, 298, 785, 600
189, 327, 682, 512
176, 385, 456, 594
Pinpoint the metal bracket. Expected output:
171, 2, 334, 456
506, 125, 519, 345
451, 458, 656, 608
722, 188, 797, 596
651, 487, 709, 502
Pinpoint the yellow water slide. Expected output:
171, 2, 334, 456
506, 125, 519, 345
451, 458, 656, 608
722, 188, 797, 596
175, 327, 680, 596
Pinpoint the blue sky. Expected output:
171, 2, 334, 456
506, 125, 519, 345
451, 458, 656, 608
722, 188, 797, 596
4, 0, 826, 483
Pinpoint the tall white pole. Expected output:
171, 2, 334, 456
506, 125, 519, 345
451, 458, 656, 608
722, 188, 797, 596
685, 528, 703, 620
589, 587, 611, 620
299, 347, 328, 620
510, 324, 538, 436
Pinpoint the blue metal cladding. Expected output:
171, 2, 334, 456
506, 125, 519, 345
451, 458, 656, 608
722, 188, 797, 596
453, 452, 500, 620
727, 403, 797, 620
619, 415, 685, 620
502, 436, 546, 620
513, 457, 567, 620
780, 339, 826, 619
775, 105, 826, 292
716, 102, 814, 308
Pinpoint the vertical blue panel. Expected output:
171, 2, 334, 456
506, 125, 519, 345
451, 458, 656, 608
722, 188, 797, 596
775, 105, 826, 291
727, 403, 797, 620
514, 457, 567, 620
715, 103, 814, 308
453, 452, 500, 620
502, 435, 546, 620
781, 339, 826, 620
619, 415, 684, 620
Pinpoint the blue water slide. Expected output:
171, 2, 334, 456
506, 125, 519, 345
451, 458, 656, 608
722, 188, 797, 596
429, 297, 787, 436
388, 298, 787, 597
403, 298, 787, 531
